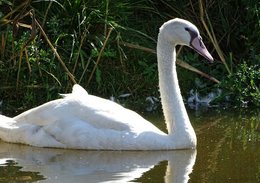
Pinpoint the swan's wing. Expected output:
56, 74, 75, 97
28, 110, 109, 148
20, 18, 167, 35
13, 85, 159, 133
13, 84, 89, 126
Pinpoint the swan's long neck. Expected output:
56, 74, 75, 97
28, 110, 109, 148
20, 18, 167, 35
157, 35, 194, 138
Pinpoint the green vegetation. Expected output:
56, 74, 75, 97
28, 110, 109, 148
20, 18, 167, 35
221, 63, 260, 107
0, 0, 259, 113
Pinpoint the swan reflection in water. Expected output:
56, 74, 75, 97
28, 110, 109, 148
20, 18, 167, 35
0, 142, 196, 183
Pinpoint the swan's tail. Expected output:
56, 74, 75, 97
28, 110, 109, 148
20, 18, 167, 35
0, 115, 17, 129
0, 115, 18, 143
60, 84, 89, 98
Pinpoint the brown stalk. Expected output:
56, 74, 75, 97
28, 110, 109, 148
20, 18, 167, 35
79, 56, 92, 84
1, 33, 6, 59
16, 51, 23, 88
198, 0, 231, 74
0, 1, 29, 25
120, 41, 220, 83
177, 59, 220, 83
35, 18, 77, 84
16, 10, 36, 88
87, 28, 113, 86
24, 48, 31, 73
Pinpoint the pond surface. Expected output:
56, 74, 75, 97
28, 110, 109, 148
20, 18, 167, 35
0, 108, 259, 183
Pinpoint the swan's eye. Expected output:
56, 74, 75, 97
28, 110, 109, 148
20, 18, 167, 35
185, 27, 190, 31
185, 27, 198, 42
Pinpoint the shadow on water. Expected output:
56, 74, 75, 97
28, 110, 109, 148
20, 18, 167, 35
0, 108, 259, 182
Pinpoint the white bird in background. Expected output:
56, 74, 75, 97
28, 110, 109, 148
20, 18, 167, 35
0, 18, 213, 150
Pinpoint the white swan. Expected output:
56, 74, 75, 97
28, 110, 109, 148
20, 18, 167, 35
0, 18, 213, 150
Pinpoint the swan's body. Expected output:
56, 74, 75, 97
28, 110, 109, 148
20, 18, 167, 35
0, 18, 213, 150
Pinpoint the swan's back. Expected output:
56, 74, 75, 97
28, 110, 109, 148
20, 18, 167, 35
0, 85, 166, 149
15, 85, 161, 132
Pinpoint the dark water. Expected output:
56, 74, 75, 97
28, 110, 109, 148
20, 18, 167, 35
0, 108, 259, 183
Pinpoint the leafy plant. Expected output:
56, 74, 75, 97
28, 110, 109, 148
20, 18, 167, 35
221, 63, 260, 107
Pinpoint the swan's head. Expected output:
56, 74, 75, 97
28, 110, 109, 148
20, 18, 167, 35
159, 18, 213, 62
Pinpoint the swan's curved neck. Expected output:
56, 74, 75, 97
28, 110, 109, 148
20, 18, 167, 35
157, 35, 193, 136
